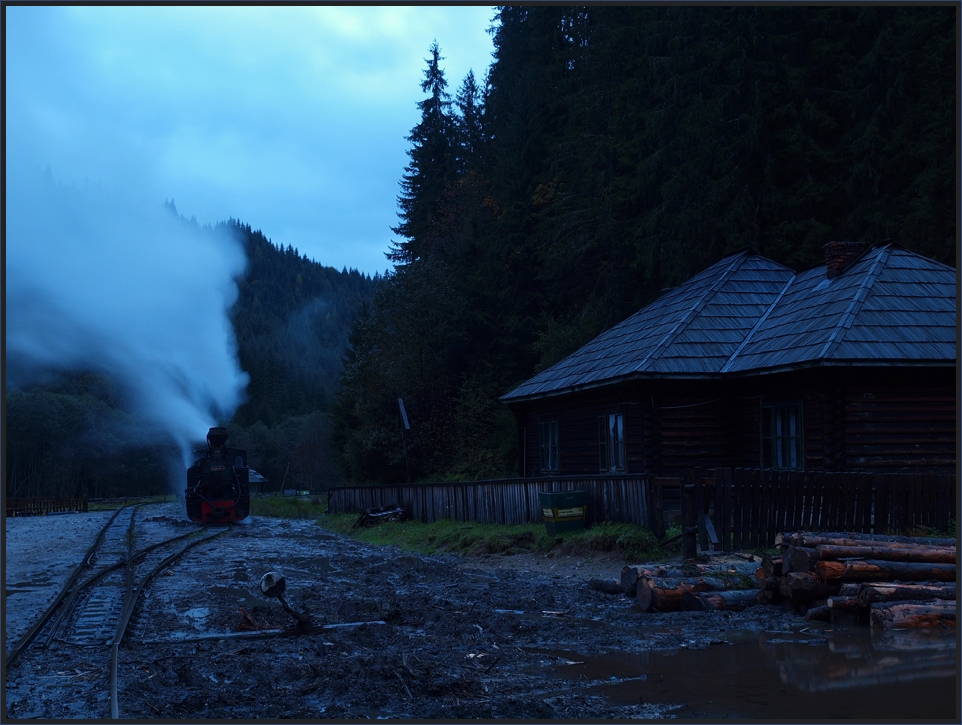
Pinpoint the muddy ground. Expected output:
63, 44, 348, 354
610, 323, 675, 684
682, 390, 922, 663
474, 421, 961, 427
5, 503, 957, 721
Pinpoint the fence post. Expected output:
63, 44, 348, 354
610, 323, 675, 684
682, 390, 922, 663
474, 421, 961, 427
717, 468, 731, 552
693, 467, 708, 551
649, 479, 665, 540
681, 470, 697, 559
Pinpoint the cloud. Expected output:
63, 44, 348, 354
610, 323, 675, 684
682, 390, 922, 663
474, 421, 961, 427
5, 6, 495, 275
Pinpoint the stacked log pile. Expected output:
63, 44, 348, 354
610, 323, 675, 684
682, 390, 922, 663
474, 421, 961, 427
622, 562, 760, 612
757, 531, 957, 629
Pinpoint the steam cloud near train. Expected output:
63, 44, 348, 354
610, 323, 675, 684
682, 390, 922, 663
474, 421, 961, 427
6, 161, 250, 467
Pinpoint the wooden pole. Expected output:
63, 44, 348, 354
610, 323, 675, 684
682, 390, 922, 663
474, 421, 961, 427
815, 560, 956, 583
815, 543, 956, 564
681, 473, 697, 559
870, 600, 956, 630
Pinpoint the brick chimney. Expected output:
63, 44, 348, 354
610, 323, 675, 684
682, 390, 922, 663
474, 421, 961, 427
823, 241, 871, 279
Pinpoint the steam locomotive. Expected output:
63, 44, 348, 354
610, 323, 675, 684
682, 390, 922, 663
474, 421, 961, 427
186, 427, 250, 523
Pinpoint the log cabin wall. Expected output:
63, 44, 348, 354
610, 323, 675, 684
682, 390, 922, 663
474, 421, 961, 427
647, 380, 743, 475
514, 366, 955, 478
517, 388, 649, 477
841, 367, 955, 473
732, 369, 827, 472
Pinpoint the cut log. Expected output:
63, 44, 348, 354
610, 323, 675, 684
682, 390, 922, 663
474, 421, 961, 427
826, 596, 861, 612
620, 565, 667, 595
805, 604, 832, 621
587, 578, 624, 595
636, 576, 726, 612
784, 546, 819, 574
870, 599, 957, 630
761, 555, 783, 578
784, 572, 842, 603
756, 575, 780, 593
857, 582, 957, 605
815, 543, 956, 564
815, 560, 956, 583
620, 566, 643, 595
791, 531, 955, 548
681, 589, 759, 612
838, 583, 862, 597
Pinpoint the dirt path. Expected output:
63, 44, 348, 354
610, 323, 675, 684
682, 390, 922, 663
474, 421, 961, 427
5, 507, 955, 720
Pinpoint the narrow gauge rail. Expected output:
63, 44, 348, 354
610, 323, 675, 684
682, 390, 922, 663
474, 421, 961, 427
5, 503, 228, 719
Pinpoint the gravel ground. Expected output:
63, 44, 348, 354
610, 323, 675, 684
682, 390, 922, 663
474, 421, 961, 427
4, 509, 117, 645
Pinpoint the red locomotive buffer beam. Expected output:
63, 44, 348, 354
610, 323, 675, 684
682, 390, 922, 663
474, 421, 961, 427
186, 427, 251, 523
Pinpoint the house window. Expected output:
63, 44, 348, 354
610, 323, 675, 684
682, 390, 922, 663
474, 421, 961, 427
539, 420, 560, 473
761, 402, 803, 470
598, 412, 626, 472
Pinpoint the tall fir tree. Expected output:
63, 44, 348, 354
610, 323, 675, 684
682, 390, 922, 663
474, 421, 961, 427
453, 69, 486, 175
390, 42, 457, 264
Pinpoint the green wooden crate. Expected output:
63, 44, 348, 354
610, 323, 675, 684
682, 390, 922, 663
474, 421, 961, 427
539, 491, 587, 536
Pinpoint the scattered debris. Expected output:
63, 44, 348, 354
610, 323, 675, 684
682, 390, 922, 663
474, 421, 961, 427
259, 572, 312, 627
353, 505, 410, 528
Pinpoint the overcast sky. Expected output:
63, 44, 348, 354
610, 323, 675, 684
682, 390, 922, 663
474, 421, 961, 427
6, 5, 498, 276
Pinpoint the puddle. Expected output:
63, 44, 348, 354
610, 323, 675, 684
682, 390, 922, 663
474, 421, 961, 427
184, 607, 210, 630
539, 625, 957, 720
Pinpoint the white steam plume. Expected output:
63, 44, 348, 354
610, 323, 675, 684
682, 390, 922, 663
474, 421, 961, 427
6, 161, 250, 465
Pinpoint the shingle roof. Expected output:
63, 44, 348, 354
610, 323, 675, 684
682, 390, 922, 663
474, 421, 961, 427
502, 244, 956, 402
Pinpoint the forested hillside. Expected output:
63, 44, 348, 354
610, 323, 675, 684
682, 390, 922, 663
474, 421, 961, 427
332, 6, 956, 485
224, 221, 377, 491
5, 218, 376, 499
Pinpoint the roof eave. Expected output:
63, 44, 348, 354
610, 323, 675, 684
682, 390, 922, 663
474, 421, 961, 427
500, 357, 956, 404
500, 370, 722, 405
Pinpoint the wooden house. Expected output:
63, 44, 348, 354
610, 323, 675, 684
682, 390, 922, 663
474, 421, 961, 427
501, 242, 956, 478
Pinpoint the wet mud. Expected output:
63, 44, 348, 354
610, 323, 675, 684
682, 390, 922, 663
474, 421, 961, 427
4, 505, 957, 720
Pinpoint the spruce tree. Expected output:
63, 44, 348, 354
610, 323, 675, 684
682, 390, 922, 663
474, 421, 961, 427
390, 42, 456, 264
454, 69, 486, 174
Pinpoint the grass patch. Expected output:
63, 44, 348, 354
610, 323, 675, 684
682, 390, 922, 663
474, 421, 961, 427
897, 521, 956, 539
251, 494, 328, 519
318, 514, 678, 562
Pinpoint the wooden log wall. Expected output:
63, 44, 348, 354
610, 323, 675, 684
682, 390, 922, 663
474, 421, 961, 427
844, 380, 956, 473
509, 367, 954, 477
518, 393, 648, 477
690, 469, 955, 552
5, 497, 89, 516
328, 476, 650, 528
659, 396, 736, 474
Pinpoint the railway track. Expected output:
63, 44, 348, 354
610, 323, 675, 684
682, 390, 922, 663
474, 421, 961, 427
5, 502, 228, 718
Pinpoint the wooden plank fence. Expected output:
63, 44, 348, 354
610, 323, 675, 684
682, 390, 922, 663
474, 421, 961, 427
327, 476, 650, 528
684, 468, 956, 552
329, 469, 954, 549
6, 497, 89, 517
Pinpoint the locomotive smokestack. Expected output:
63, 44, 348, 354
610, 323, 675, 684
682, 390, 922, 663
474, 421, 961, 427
207, 427, 229, 448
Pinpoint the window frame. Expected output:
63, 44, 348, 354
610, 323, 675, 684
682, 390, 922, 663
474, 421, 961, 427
539, 419, 560, 474
760, 400, 804, 471
598, 410, 627, 473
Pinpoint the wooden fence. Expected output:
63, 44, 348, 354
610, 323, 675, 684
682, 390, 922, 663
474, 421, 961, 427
327, 476, 650, 527
5, 497, 89, 517
328, 469, 954, 549
683, 468, 957, 552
